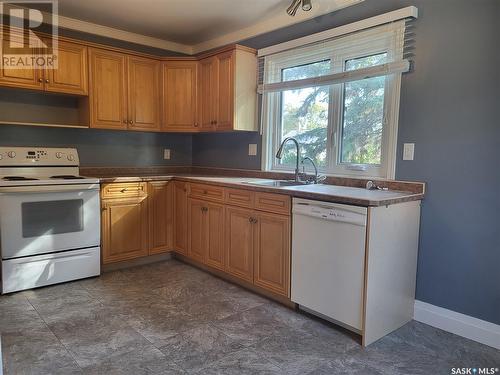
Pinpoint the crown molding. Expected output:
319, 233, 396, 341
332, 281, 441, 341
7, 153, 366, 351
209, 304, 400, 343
57, 14, 193, 54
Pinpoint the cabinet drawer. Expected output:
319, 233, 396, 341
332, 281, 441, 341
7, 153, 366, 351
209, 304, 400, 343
225, 188, 254, 208
101, 182, 148, 199
254, 192, 291, 216
189, 183, 224, 202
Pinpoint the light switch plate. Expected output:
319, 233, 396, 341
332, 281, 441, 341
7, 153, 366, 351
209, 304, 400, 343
163, 149, 171, 160
403, 143, 415, 161
248, 144, 257, 156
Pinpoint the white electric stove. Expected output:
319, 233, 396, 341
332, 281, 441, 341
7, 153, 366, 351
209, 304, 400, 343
0, 147, 101, 294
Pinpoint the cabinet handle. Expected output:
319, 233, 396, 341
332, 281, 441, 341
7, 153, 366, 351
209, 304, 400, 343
123, 119, 127, 123
194, 123, 199, 127
38, 78, 43, 83
129, 120, 133, 124
120, 188, 127, 193
45, 79, 49, 83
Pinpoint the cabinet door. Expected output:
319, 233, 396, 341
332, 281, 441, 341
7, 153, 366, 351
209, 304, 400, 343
253, 212, 290, 297
198, 57, 218, 131
162, 61, 198, 131
44, 39, 88, 95
148, 181, 173, 255
89, 48, 127, 129
128, 56, 160, 131
101, 197, 149, 264
188, 198, 206, 263
205, 202, 225, 271
0, 31, 43, 90
216, 51, 234, 130
225, 206, 254, 282
173, 181, 188, 255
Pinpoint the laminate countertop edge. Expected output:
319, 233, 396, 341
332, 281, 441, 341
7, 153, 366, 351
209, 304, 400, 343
91, 174, 424, 207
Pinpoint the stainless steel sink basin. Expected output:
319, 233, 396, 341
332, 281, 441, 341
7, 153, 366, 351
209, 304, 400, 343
243, 180, 306, 187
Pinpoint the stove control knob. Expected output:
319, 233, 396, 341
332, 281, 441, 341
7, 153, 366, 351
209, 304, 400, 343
55, 152, 63, 159
67, 155, 75, 162
7, 151, 16, 158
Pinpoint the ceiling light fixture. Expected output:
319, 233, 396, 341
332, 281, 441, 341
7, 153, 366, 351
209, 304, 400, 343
302, 0, 313, 11
287, 0, 313, 16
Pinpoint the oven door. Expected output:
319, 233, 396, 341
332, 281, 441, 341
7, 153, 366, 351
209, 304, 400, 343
0, 184, 100, 259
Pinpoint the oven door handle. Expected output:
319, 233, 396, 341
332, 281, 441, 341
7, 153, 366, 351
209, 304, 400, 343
0, 183, 100, 194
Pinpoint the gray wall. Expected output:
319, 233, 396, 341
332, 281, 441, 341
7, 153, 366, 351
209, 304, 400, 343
0, 125, 192, 167
193, 0, 500, 325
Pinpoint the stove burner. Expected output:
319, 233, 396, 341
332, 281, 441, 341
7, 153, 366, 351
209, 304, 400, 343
2, 176, 39, 181
50, 175, 85, 180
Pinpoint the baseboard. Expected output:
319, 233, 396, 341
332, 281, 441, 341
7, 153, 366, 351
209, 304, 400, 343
413, 300, 500, 349
102, 252, 172, 272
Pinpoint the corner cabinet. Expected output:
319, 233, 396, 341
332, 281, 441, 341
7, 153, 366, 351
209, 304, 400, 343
89, 48, 160, 131
162, 61, 198, 132
197, 46, 257, 132
148, 181, 173, 255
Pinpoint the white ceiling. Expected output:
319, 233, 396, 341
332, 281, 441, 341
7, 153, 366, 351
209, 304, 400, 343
49, 0, 363, 54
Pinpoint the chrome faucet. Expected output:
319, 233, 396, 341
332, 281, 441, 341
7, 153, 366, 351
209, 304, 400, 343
276, 137, 301, 182
301, 157, 326, 184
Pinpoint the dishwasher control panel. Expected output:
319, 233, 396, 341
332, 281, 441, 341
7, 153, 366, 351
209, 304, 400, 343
293, 198, 367, 226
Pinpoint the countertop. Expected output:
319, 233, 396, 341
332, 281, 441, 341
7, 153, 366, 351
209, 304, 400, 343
93, 174, 424, 207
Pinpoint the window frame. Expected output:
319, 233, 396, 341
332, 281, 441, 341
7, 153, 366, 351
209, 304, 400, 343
261, 22, 404, 179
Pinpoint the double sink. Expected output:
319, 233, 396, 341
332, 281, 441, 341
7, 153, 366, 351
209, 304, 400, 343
243, 180, 309, 187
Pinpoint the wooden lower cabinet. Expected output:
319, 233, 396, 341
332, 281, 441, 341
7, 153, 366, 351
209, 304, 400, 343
188, 198, 206, 263
205, 202, 225, 270
101, 196, 149, 264
253, 212, 290, 297
148, 181, 173, 255
224, 206, 254, 283
173, 181, 188, 255
188, 199, 225, 270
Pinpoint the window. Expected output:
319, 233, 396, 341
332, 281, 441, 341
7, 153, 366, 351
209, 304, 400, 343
262, 23, 404, 178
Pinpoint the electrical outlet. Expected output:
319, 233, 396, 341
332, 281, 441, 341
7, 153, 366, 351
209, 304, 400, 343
163, 149, 171, 160
403, 143, 415, 161
248, 144, 257, 156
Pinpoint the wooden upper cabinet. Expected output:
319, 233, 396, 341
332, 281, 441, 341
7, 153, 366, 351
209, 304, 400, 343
162, 61, 198, 131
198, 57, 218, 131
44, 39, 88, 95
197, 47, 257, 132
225, 206, 254, 283
0, 32, 88, 95
101, 196, 149, 264
89, 48, 127, 130
173, 181, 189, 255
216, 51, 234, 131
128, 56, 160, 131
148, 181, 173, 255
0, 30, 43, 90
253, 212, 290, 297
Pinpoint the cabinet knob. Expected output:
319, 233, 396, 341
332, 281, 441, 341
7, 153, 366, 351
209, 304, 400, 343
123, 119, 127, 123
45, 79, 49, 83
194, 123, 199, 127
129, 120, 133, 124
38, 78, 43, 83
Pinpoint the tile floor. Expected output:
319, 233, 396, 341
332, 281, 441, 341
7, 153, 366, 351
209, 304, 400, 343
1, 260, 498, 374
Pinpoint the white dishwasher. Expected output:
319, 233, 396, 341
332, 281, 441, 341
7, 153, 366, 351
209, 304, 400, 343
291, 198, 367, 332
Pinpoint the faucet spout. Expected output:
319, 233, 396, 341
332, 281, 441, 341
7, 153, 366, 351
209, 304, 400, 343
276, 137, 301, 182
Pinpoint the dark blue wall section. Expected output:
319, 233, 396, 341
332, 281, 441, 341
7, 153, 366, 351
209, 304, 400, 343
192, 132, 261, 170
0, 125, 192, 167
193, 0, 500, 324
